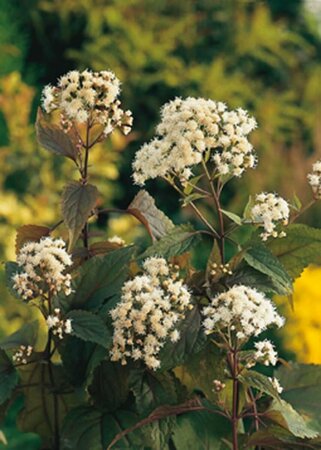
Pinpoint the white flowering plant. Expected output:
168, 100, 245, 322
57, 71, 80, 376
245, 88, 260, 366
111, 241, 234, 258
2, 70, 321, 450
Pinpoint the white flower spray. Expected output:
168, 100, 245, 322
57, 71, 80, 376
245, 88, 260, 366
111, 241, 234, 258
202, 285, 284, 340
133, 97, 257, 185
110, 257, 192, 370
12, 237, 73, 300
202, 284, 285, 394
41, 69, 133, 137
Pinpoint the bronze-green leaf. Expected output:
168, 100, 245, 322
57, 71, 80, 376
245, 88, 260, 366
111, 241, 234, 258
276, 363, 321, 434
266, 399, 319, 439
0, 350, 18, 405
61, 181, 99, 251
244, 244, 293, 295
128, 190, 174, 241
36, 109, 78, 162
139, 224, 201, 260
238, 369, 281, 400
66, 310, 111, 348
15, 224, 50, 255
268, 224, 321, 279
60, 406, 145, 450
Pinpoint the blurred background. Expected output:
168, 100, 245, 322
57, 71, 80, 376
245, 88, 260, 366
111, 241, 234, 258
0, 0, 321, 445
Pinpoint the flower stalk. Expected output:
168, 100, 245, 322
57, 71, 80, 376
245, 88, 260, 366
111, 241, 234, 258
231, 350, 239, 450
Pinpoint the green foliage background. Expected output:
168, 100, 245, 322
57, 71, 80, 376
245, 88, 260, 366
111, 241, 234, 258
0, 0, 320, 447
1, 0, 321, 215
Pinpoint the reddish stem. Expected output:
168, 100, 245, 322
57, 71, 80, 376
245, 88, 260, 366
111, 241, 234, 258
227, 348, 239, 450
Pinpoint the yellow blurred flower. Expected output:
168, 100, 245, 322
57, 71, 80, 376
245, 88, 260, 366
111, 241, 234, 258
277, 266, 321, 363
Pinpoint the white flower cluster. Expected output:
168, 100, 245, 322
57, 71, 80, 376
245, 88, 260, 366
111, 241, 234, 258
254, 339, 278, 366
12, 345, 33, 365
42, 69, 133, 136
202, 285, 284, 340
46, 308, 72, 339
12, 237, 73, 300
269, 376, 283, 394
110, 257, 192, 370
132, 97, 257, 185
307, 160, 321, 199
250, 192, 290, 241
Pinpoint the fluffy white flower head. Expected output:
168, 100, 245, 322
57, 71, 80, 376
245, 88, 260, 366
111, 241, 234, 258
307, 160, 321, 199
41, 69, 132, 136
250, 192, 289, 241
110, 257, 192, 370
46, 308, 72, 340
254, 339, 278, 366
12, 237, 73, 300
133, 97, 257, 185
202, 285, 284, 341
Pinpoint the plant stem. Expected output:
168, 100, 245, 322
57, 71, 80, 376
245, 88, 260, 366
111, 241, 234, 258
183, 179, 210, 196
88, 130, 105, 149
189, 202, 220, 238
169, 180, 219, 237
47, 332, 60, 450
227, 348, 239, 450
290, 198, 316, 224
49, 219, 64, 233
83, 223, 89, 249
201, 161, 225, 263
82, 120, 91, 251
247, 388, 261, 450
46, 294, 60, 450
248, 388, 259, 433
83, 144, 90, 181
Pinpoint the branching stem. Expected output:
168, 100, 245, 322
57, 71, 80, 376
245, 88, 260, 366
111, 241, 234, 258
81, 119, 92, 252
45, 293, 60, 450
169, 180, 219, 237
227, 347, 239, 450
201, 160, 225, 262
290, 198, 316, 224
248, 387, 260, 433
